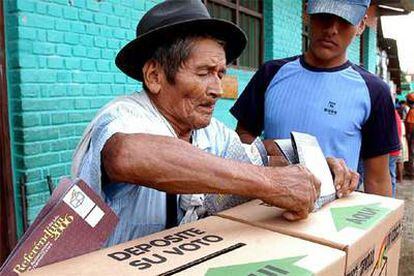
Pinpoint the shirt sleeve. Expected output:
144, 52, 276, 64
200, 119, 266, 165
230, 60, 284, 136
360, 77, 400, 159
78, 110, 153, 198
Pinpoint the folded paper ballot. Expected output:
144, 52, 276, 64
0, 178, 118, 276
275, 132, 336, 210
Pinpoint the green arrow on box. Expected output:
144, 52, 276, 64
205, 256, 313, 276
330, 203, 391, 231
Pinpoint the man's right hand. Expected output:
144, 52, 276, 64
259, 165, 321, 221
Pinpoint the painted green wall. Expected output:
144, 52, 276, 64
4, 0, 163, 230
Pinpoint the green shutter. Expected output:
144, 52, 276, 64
240, 13, 260, 68
206, 0, 262, 68
207, 2, 235, 22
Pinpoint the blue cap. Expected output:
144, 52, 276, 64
307, 0, 371, 26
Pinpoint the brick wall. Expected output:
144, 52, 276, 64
263, 0, 303, 61
4, 0, 163, 230
348, 36, 361, 65
364, 27, 377, 73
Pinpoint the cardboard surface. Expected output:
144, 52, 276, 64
217, 192, 404, 276
25, 216, 346, 276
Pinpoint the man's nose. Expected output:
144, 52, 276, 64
324, 18, 339, 36
208, 75, 224, 98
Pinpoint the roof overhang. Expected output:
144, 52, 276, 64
378, 37, 402, 88
375, 0, 414, 15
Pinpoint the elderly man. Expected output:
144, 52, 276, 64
71, 0, 353, 247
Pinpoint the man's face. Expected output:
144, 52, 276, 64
309, 13, 361, 62
157, 38, 226, 132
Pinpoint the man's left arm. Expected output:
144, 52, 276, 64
363, 154, 392, 196
358, 74, 399, 197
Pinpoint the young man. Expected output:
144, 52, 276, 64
231, 0, 399, 197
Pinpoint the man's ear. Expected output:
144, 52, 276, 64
142, 60, 162, 95
356, 15, 367, 36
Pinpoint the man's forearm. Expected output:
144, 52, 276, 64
103, 133, 270, 198
363, 155, 392, 197
102, 132, 321, 219
363, 177, 392, 196
235, 123, 257, 144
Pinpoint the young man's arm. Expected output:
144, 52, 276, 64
235, 122, 258, 144
102, 133, 321, 220
363, 154, 392, 196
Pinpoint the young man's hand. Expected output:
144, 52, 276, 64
326, 157, 359, 198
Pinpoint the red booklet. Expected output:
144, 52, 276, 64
0, 178, 118, 275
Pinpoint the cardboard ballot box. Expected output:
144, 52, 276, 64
217, 192, 404, 276
25, 216, 346, 275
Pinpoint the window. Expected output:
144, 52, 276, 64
204, 0, 263, 69
302, 0, 310, 52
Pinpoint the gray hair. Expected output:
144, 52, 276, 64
142, 34, 225, 91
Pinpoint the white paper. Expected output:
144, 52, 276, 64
291, 132, 336, 206
63, 185, 95, 219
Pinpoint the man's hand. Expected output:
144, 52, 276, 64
260, 165, 321, 221
326, 157, 359, 198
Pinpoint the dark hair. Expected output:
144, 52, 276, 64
142, 34, 225, 92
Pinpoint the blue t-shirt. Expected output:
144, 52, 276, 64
231, 55, 400, 170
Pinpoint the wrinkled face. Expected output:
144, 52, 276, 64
158, 38, 226, 132
309, 13, 361, 63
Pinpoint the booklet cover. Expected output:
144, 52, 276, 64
0, 179, 118, 276
275, 132, 337, 210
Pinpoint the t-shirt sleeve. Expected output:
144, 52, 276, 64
230, 60, 284, 136
360, 77, 400, 159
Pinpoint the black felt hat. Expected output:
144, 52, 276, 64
115, 0, 247, 81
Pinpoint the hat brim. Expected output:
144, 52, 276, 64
115, 18, 247, 81
307, 1, 367, 25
